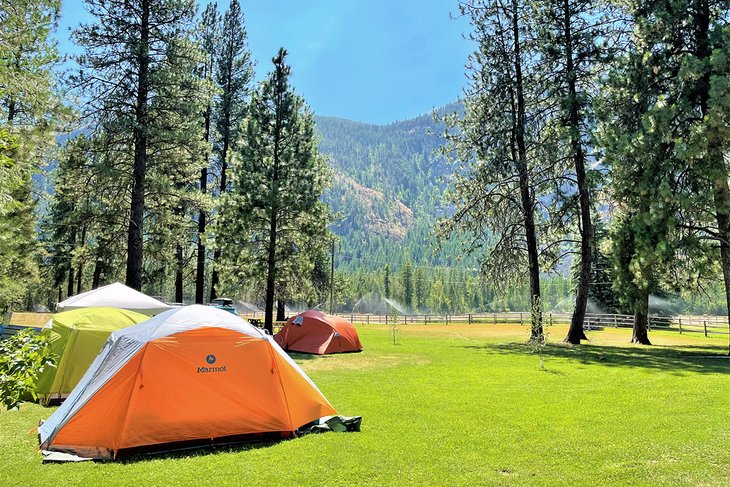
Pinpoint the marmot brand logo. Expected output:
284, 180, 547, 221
198, 365, 227, 373
198, 354, 226, 373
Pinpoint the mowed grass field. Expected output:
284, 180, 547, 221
1, 323, 729, 486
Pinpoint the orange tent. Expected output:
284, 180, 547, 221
39, 305, 336, 460
274, 310, 363, 355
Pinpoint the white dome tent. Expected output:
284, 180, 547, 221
56, 282, 172, 316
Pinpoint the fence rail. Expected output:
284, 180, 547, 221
289, 312, 730, 336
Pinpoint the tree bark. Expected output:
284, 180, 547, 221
76, 223, 87, 295
76, 262, 82, 295
510, 0, 543, 342
209, 60, 235, 302
209, 250, 220, 301
631, 287, 651, 344
196, 194, 206, 303
92, 259, 102, 289
66, 224, 77, 298
563, 0, 591, 344
175, 244, 184, 303
66, 264, 75, 299
263, 67, 284, 335
264, 209, 277, 334
196, 153, 208, 302
276, 300, 285, 321
196, 53, 213, 304
125, 0, 150, 291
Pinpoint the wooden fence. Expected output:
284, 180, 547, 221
301, 312, 730, 337
2, 311, 728, 340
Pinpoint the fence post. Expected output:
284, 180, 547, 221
678, 318, 682, 334
704, 320, 708, 337
386, 314, 388, 325
424, 314, 427, 325
520, 313, 523, 326
468, 314, 472, 325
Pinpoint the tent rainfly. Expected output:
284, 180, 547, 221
274, 310, 363, 355
36, 307, 148, 403
56, 282, 171, 316
38, 305, 337, 460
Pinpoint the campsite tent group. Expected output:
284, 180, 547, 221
39, 306, 336, 460
33, 283, 362, 460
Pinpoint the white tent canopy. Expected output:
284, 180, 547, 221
56, 282, 172, 316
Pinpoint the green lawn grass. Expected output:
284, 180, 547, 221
1, 324, 728, 486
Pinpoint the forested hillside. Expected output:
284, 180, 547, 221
315, 104, 468, 271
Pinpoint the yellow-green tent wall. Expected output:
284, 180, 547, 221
36, 307, 147, 403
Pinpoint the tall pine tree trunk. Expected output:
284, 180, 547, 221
66, 225, 77, 298
713, 183, 730, 355
126, 0, 150, 291
175, 244, 184, 303
66, 265, 75, 299
209, 92, 232, 301
510, 0, 542, 341
208, 153, 228, 301
196, 151, 208, 302
209, 147, 228, 300
196, 172, 206, 303
196, 93, 212, 303
76, 223, 87, 295
92, 259, 102, 289
563, 0, 591, 344
264, 206, 277, 335
632, 287, 651, 344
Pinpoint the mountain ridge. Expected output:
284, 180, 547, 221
314, 102, 468, 270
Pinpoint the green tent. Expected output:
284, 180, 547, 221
36, 307, 148, 404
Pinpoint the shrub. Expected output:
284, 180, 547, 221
0, 329, 55, 410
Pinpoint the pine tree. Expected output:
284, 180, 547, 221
597, 0, 729, 345
440, 0, 548, 341
0, 0, 66, 312
414, 266, 426, 311
401, 260, 413, 310
194, 3, 219, 304
72, 0, 202, 291
209, 0, 254, 301
533, 0, 618, 343
383, 264, 391, 299
0, 129, 39, 312
596, 19, 679, 344
216, 49, 330, 334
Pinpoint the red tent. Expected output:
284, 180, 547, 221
274, 310, 363, 355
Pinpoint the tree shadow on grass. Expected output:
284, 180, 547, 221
459, 342, 730, 375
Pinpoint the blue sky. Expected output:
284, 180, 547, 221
56, 0, 473, 125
